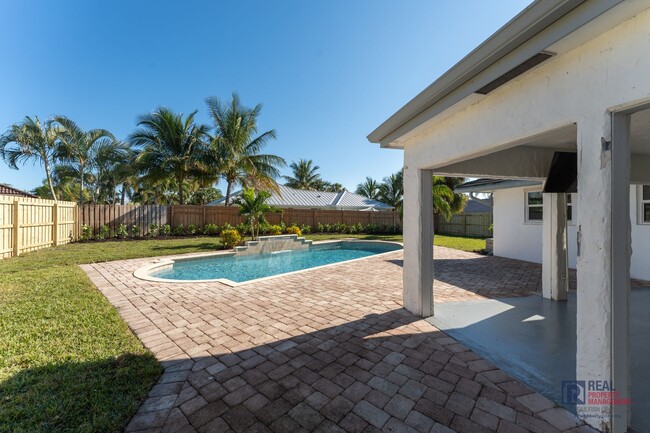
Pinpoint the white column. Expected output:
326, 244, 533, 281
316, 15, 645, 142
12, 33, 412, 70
576, 112, 631, 432
542, 193, 568, 301
402, 166, 434, 317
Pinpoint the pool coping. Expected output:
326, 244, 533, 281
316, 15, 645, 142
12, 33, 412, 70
132, 239, 403, 287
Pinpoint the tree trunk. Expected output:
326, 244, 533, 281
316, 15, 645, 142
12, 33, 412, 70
79, 162, 85, 204
43, 157, 58, 202
225, 181, 233, 206
121, 185, 126, 205
178, 175, 184, 205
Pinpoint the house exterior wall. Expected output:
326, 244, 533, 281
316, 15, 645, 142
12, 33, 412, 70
493, 186, 650, 281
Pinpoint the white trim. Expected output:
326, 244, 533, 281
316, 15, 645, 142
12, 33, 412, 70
637, 185, 650, 225
524, 188, 544, 224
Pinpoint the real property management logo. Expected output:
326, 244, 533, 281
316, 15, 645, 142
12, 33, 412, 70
562, 380, 631, 406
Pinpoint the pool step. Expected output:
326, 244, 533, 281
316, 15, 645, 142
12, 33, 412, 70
234, 234, 312, 256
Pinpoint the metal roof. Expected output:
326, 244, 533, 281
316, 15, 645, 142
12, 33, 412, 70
209, 185, 394, 210
0, 183, 37, 198
367, 0, 624, 147
455, 178, 542, 193
463, 198, 493, 213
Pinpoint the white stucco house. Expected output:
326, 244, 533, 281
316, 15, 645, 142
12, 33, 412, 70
456, 179, 650, 281
368, 1, 650, 431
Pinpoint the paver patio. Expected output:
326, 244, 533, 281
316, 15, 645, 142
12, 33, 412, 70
82, 246, 596, 433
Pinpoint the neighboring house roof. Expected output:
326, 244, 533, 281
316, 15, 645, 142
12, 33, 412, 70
455, 178, 542, 193
209, 185, 394, 211
368, 0, 629, 147
463, 198, 493, 213
0, 183, 37, 198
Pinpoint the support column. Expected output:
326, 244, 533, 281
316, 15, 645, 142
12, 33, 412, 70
402, 166, 434, 317
542, 193, 568, 300
576, 112, 631, 432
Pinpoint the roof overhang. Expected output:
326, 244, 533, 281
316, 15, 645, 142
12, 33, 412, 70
367, 0, 627, 149
455, 179, 542, 193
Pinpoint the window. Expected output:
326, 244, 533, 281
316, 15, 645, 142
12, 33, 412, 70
526, 191, 543, 221
525, 191, 574, 222
640, 186, 650, 224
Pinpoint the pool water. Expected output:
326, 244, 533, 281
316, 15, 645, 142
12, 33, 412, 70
150, 241, 401, 283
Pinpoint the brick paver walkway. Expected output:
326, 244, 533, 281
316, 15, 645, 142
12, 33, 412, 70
82, 246, 596, 433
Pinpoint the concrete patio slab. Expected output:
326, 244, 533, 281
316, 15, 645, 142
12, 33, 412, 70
82, 246, 596, 432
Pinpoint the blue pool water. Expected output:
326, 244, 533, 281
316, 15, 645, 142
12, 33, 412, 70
150, 241, 401, 283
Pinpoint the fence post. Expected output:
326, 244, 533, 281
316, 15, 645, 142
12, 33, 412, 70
13, 198, 20, 257
52, 202, 59, 246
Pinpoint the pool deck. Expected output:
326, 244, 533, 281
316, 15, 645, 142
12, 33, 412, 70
82, 246, 598, 433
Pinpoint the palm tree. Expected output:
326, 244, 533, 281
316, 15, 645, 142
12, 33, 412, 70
432, 176, 468, 220
52, 116, 115, 204
233, 187, 279, 240
283, 159, 323, 190
206, 93, 285, 206
129, 108, 211, 205
356, 177, 380, 199
379, 170, 404, 213
1, 116, 60, 201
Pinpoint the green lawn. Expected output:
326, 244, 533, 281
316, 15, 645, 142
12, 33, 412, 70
307, 233, 486, 253
0, 233, 485, 432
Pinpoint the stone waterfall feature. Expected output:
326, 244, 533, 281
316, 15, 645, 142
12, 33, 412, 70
233, 235, 312, 256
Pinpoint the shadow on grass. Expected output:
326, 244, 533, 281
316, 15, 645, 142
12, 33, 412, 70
151, 242, 224, 252
0, 353, 162, 433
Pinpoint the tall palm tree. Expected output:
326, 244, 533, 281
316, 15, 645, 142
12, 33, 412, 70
129, 108, 211, 205
283, 159, 323, 190
206, 93, 285, 206
432, 176, 468, 220
52, 116, 115, 204
1, 116, 60, 201
379, 170, 404, 212
356, 177, 380, 199
233, 187, 279, 240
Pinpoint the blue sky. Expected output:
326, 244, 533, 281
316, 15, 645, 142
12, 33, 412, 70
0, 0, 531, 193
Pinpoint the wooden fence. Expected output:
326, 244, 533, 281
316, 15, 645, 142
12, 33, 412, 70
0, 195, 77, 259
435, 212, 492, 238
79, 204, 400, 235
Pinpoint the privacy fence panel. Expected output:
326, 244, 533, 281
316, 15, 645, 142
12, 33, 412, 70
79, 204, 168, 236
435, 212, 492, 237
0, 195, 77, 259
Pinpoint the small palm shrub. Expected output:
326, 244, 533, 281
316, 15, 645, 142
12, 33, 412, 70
160, 224, 171, 236
172, 225, 185, 236
316, 222, 324, 233
80, 224, 93, 241
117, 224, 129, 239
269, 225, 283, 235
96, 225, 110, 240
286, 225, 301, 236
347, 224, 357, 234
149, 224, 159, 237
187, 224, 198, 235
203, 224, 219, 236
221, 229, 242, 249
299, 224, 311, 235
130, 224, 140, 237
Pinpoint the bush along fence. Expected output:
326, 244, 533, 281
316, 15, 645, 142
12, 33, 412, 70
0, 195, 78, 259
77, 204, 402, 241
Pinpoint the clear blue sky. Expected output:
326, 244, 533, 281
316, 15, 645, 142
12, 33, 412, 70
0, 0, 531, 193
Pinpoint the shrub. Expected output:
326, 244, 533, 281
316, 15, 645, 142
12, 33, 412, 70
172, 225, 185, 236
365, 223, 379, 234
324, 224, 332, 233
187, 224, 197, 235
148, 224, 159, 237
355, 223, 364, 233
300, 224, 311, 235
347, 224, 357, 234
286, 225, 301, 236
130, 224, 140, 237
316, 222, 324, 233
221, 229, 242, 249
269, 224, 283, 235
257, 222, 271, 235
236, 223, 249, 236
280, 221, 287, 233
160, 224, 171, 236
80, 224, 93, 241
333, 222, 347, 233
96, 225, 110, 240
203, 224, 219, 236
116, 224, 128, 239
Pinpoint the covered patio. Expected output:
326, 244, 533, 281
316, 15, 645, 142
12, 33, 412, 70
368, 2, 650, 431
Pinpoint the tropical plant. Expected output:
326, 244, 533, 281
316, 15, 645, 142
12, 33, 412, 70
269, 225, 282, 235
356, 177, 380, 200
379, 169, 404, 214
129, 108, 211, 204
189, 186, 222, 205
432, 176, 468, 221
1, 116, 61, 201
220, 229, 242, 249
283, 159, 323, 190
285, 225, 301, 236
232, 187, 279, 240
206, 93, 285, 206
52, 116, 116, 204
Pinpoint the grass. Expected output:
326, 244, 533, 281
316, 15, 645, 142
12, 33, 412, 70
0, 233, 484, 432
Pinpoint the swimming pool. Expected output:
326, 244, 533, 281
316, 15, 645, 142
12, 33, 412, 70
135, 240, 402, 285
